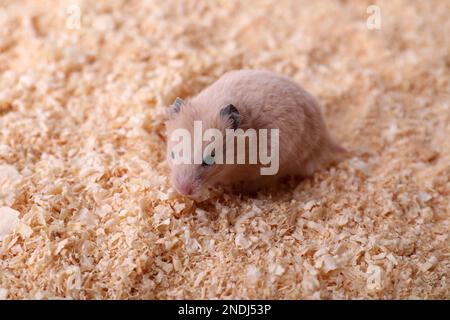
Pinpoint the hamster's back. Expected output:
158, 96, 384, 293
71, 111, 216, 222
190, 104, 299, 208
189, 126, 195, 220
194, 70, 322, 130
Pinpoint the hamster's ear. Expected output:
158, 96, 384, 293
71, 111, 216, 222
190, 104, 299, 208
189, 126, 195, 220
168, 97, 184, 117
220, 104, 240, 130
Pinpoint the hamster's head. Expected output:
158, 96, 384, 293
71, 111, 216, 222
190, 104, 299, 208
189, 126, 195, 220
165, 97, 240, 199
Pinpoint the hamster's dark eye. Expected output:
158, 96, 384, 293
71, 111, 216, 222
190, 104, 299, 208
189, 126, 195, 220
171, 151, 175, 159
202, 151, 215, 167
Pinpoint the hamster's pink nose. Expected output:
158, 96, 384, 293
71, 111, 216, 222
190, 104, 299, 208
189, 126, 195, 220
176, 182, 193, 196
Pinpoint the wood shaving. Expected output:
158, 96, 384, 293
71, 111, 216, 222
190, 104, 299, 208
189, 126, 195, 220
0, 207, 19, 240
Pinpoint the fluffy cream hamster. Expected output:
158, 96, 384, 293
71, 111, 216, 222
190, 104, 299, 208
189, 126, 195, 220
165, 69, 345, 199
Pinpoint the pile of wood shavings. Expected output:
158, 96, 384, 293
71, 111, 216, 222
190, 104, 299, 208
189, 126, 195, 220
0, 0, 449, 299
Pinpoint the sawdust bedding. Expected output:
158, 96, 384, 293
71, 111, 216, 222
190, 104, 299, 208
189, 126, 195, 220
0, 0, 449, 299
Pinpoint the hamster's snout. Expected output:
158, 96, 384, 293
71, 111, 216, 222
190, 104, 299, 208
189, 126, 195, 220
176, 182, 194, 196
172, 174, 201, 198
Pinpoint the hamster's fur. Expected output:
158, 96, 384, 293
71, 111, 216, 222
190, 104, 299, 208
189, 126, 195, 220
165, 70, 346, 199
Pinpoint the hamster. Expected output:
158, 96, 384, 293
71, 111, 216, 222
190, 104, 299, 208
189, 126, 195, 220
165, 69, 346, 199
